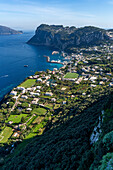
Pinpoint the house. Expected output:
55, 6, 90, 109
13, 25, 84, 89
52, 71, 55, 74
12, 96, 18, 100
37, 78, 42, 82
33, 75, 39, 79
51, 83, 57, 87
26, 108, 32, 111
17, 87, 25, 91
8, 121, 13, 125
36, 90, 41, 93
90, 76, 97, 81
90, 84, 97, 87
102, 77, 108, 81
32, 87, 36, 91
99, 81, 104, 85
29, 76, 33, 79
45, 92, 53, 96
46, 82, 50, 86
106, 73, 112, 76
10, 91, 17, 96
109, 82, 113, 87
53, 68, 57, 71
13, 132, 20, 138
36, 86, 41, 89
21, 95, 28, 99
84, 78, 88, 81
51, 98, 56, 102
30, 92, 40, 96
63, 101, 66, 104
31, 98, 39, 104
27, 88, 32, 91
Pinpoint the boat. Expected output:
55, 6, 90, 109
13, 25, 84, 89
24, 65, 28, 67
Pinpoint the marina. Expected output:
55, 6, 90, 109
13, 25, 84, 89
44, 55, 64, 65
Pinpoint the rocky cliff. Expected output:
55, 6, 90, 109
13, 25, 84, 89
0, 25, 23, 35
27, 24, 112, 50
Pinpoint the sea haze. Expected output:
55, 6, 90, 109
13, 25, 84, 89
0, 32, 63, 101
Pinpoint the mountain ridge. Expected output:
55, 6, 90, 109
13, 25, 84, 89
28, 24, 113, 51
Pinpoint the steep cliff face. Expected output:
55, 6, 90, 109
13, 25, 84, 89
0, 25, 23, 35
28, 24, 111, 50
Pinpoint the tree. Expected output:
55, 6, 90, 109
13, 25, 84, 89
22, 102, 29, 108
21, 116, 25, 123
8, 102, 14, 107
98, 153, 113, 170
103, 130, 113, 151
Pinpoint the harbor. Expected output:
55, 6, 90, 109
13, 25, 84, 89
44, 55, 64, 65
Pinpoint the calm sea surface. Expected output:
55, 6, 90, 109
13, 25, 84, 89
0, 32, 63, 101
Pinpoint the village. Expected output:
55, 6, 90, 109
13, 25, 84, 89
0, 44, 113, 154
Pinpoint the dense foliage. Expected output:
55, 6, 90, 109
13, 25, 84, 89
1, 92, 113, 169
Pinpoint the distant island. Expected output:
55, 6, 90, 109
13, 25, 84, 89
0, 25, 23, 35
28, 24, 113, 51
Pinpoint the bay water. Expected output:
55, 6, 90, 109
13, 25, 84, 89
0, 32, 63, 101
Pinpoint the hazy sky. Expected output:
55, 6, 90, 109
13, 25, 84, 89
0, 0, 113, 31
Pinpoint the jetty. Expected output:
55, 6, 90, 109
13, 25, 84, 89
52, 51, 59, 55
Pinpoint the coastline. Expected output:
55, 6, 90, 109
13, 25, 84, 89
0, 54, 64, 104
0, 31, 64, 103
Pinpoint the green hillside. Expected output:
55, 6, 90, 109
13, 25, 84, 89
1, 92, 113, 169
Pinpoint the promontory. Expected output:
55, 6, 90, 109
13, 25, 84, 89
0, 25, 23, 35
27, 24, 113, 51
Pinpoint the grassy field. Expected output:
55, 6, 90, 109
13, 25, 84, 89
0, 127, 12, 143
32, 108, 47, 115
6, 114, 27, 124
64, 73, 79, 79
19, 79, 36, 88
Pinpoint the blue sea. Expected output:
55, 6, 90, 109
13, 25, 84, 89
0, 32, 63, 101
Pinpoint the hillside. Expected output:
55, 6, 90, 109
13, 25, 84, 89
0, 91, 113, 169
0, 32, 113, 169
0, 25, 23, 35
27, 24, 113, 51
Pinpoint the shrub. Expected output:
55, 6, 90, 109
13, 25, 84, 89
103, 131, 113, 151
98, 153, 113, 170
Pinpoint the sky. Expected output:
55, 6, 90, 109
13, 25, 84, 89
0, 0, 113, 31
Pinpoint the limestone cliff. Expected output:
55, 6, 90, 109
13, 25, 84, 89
28, 24, 111, 50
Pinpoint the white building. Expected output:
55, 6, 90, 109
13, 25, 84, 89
17, 87, 25, 91
45, 92, 53, 96
37, 78, 42, 82
10, 91, 17, 96
21, 95, 28, 99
